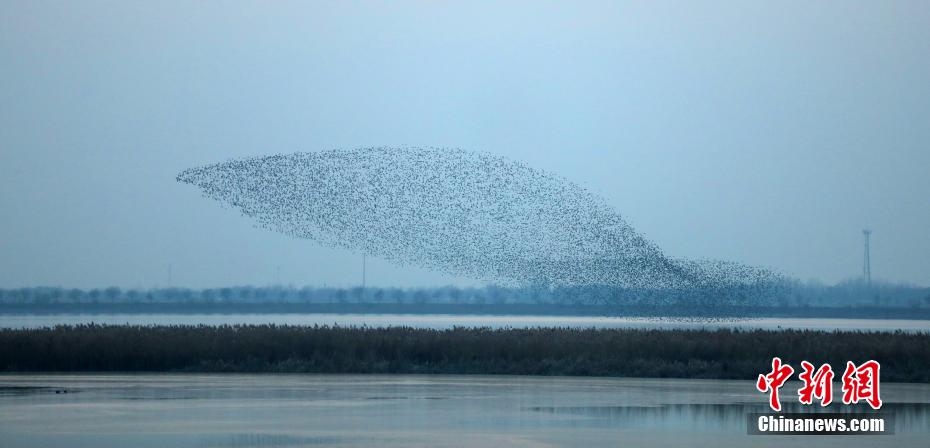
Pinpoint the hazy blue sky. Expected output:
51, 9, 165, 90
2, 1, 928, 288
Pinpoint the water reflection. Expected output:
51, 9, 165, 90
527, 401, 930, 433
0, 386, 50, 396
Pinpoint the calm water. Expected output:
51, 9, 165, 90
1, 313, 929, 332
0, 374, 928, 447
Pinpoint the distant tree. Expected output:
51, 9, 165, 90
87, 289, 102, 304
103, 287, 122, 303
125, 290, 140, 302
350, 286, 365, 303
67, 288, 84, 303
487, 285, 505, 305
449, 288, 462, 304
201, 289, 216, 304
390, 288, 406, 304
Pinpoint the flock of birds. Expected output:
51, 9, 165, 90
178, 147, 785, 304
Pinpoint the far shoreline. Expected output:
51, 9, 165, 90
3, 303, 930, 320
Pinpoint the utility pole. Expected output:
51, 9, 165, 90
361, 254, 367, 302
862, 229, 872, 287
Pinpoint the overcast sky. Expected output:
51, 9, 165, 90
2, 1, 928, 289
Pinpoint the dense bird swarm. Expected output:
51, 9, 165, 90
178, 147, 783, 302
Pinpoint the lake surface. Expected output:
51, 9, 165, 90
1, 313, 929, 332
0, 374, 928, 447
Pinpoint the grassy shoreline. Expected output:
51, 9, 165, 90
1, 325, 928, 382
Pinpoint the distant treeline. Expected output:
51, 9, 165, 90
3, 303, 930, 320
1, 325, 928, 382
1, 279, 928, 309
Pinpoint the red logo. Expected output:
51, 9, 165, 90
798, 361, 834, 407
757, 358, 881, 411
756, 357, 794, 412
842, 360, 882, 409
